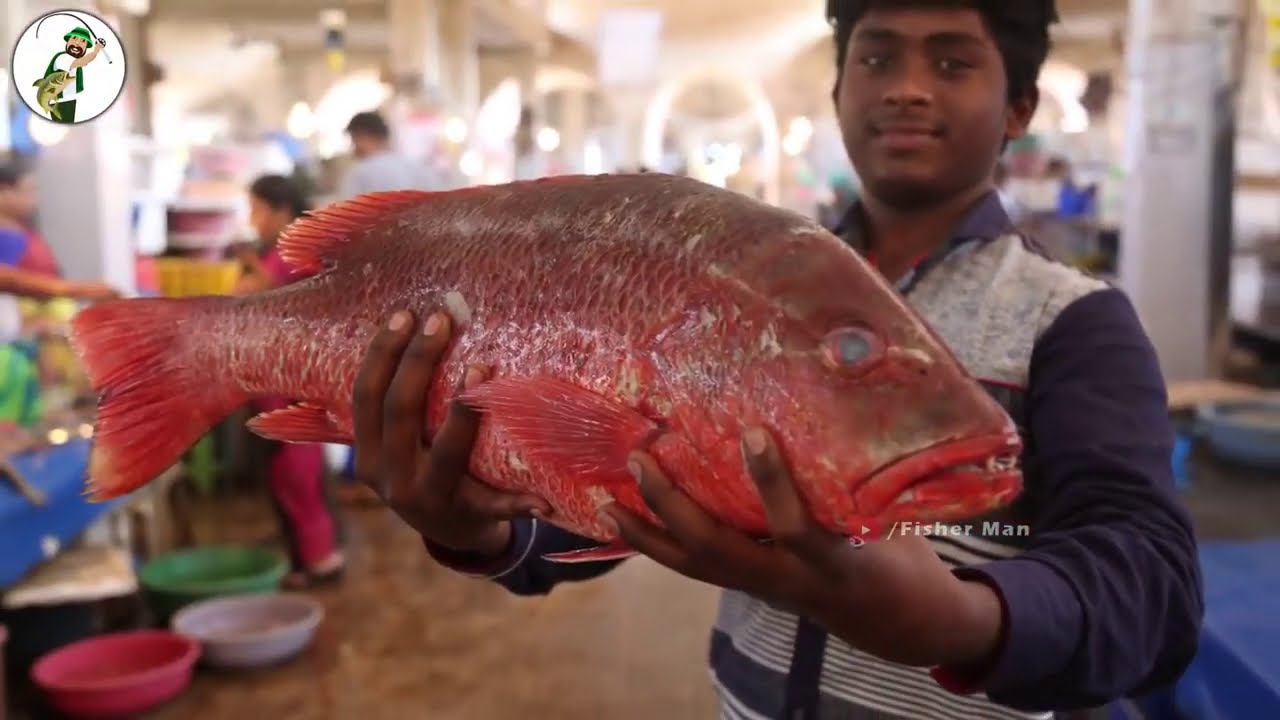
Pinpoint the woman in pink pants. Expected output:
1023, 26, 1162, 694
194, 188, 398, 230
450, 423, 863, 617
235, 174, 345, 588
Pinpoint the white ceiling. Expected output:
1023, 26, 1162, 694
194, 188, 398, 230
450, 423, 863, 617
141, 0, 1134, 129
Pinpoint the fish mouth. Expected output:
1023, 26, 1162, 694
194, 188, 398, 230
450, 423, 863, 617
854, 431, 1023, 522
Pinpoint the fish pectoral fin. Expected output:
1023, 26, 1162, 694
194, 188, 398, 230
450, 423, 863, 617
247, 403, 351, 444
460, 375, 660, 489
276, 190, 433, 273
542, 541, 637, 564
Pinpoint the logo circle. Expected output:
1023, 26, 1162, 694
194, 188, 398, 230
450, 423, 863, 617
9, 10, 127, 126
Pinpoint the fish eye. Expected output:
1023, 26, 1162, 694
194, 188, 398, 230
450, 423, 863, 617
821, 327, 881, 370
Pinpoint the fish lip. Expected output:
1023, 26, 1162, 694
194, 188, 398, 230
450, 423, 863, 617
853, 430, 1023, 517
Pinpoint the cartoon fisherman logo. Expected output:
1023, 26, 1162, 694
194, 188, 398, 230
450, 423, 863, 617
10, 10, 127, 125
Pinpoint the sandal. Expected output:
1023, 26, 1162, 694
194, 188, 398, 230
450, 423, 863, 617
283, 557, 346, 589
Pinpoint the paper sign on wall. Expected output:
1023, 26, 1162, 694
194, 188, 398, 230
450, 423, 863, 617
596, 9, 663, 87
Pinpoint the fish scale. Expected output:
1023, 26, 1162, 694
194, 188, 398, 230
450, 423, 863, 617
70, 173, 1024, 561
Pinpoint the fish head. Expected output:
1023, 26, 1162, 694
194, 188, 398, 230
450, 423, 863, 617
724, 230, 1022, 537
36, 71, 66, 89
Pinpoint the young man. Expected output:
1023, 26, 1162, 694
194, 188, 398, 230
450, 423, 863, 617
350, 2, 1203, 718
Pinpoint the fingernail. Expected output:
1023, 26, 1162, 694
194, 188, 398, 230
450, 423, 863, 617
743, 427, 768, 456
387, 311, 409, 331
463, 367, 484, 388
422, 313, 442, 336
626, 458, 643, 484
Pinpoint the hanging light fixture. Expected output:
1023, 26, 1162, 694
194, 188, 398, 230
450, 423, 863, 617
536, 127, 560, 152
286, 101, 316, 138
320, 9, 347, 73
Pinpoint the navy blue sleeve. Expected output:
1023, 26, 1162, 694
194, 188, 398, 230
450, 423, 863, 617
423, 518, 624, 596
946, 288, 1204, 709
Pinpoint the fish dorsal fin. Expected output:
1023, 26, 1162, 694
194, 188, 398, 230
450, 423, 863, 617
277, 190, 432, 272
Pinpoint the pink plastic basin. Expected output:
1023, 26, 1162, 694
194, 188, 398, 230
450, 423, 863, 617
31, 630, 200, 719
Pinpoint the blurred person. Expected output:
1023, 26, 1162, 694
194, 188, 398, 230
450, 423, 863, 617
992, 160, 1025, 223
349, 2, 1201, 719
339, 111, 448, 200
0, 157, 117, 308
1045, 155, 1096, 220
0, 156, 116, 425
236, 174, 346, 588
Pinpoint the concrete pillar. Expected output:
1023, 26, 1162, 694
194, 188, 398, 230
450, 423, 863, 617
2, 0, 26, 71
438, 0, 479, 118
558, 88, 588, 173
607, 87, 650, 170
36, 107, 135, 294
1118, 0, 1242, 382
115, 10, 150, 135
386, 0, 439, 103
512, 51, 544, 179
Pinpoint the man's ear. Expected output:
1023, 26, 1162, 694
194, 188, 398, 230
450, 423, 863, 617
1005, 87, 1039, 142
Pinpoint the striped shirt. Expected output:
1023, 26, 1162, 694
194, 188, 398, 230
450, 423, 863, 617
424, 191, 1202, 718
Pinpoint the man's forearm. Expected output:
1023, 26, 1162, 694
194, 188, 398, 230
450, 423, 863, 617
0, 266, 65, 299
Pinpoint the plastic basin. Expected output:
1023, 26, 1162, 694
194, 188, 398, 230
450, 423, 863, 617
139, 545, 288, 622
172, 592, 323, 670
30, 630, 199, 719
1195, 399, 1280, 471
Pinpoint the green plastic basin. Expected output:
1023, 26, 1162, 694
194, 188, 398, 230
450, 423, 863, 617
139, 545, 288, 622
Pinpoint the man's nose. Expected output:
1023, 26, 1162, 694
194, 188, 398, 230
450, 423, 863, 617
880, 57, 934, 108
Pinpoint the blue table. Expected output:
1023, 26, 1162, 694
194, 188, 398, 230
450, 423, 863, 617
1164, 540, 1280, 719
0, 439, 119, 587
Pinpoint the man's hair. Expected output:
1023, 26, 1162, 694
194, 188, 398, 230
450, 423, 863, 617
827, 0, 1058, 104
0, 155, 31, 188
345, 111, 390, 139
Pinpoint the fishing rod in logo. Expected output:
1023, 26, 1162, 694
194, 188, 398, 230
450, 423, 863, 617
34, 11, 114, 64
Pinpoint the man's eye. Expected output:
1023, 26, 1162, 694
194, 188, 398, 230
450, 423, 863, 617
937, 58, 973, 72
859, 54, 890, 69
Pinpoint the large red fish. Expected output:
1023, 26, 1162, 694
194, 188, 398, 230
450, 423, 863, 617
70, 173, 1021, 562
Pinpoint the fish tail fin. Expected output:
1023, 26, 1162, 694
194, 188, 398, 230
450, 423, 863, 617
70, 296, 246, 501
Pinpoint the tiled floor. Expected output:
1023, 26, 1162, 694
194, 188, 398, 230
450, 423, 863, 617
156, 492, 722, 720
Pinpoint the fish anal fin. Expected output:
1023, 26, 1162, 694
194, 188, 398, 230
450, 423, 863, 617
542, 541, 637, 564
247, 403, 351, 444
460, 376, 659, 489
277, 190, 432, 272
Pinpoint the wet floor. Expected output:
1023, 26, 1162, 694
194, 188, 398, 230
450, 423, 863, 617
155, 491, 722, 720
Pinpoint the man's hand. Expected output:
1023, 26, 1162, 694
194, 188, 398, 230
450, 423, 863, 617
351, 310, 551, 556
602, 428, 1006, 669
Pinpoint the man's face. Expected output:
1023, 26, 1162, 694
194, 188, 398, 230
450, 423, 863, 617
835, 8, 1035, 208
348, 132, 374, 158
65, 37, 87, 58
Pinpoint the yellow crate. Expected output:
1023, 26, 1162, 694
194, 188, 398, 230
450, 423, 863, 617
155, 258, 242, 297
